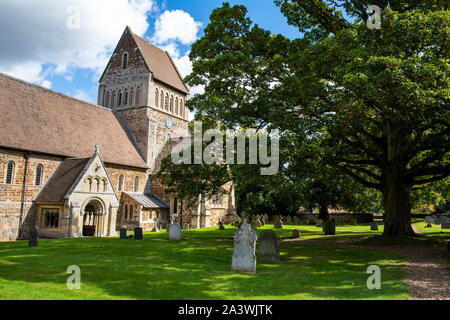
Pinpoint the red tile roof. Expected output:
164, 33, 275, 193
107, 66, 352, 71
0, 73, 148, 169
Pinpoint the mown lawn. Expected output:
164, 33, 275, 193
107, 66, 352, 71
0, 224, 410, 300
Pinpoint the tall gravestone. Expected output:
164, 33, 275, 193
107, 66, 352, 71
120, 228, 127, 239
323, 219, 336, 235
370, 222, 379, 231
169, 223, 182, 240
258, 230, 280, 263
134, 227, 143, 240
28, 226, 38, 247
232, 223, 257, 273
292, 229, 300, 239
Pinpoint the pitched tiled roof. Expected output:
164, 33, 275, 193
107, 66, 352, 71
125, 192, 169, 209
0, 73, 148, 169
34, 158, 90, 203
130, 31, 189, 94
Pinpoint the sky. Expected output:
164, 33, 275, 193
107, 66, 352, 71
0, 0, 300, 110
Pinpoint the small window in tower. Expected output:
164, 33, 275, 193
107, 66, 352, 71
130, 89, 135, 106
6, 161, 15, 184
134, 176, 139, 192
155, 89, 159, 107
124, 90, 128, 106
124, 204, 128, 220
165, 94, 168, 110
122, 53, 128, 69
170, 96, 173, 112
35, 164, 43, 186
118, 175, 124, 191
160, 91, 164, 108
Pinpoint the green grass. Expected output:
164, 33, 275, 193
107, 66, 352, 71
0, 224, 410, 300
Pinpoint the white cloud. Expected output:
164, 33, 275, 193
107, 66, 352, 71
0, 0, 154, 84
153, 10, 202, 45
73, 89, 96, 104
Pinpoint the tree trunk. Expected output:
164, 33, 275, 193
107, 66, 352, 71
318, 204, 329, 221
382, 177, 415, 237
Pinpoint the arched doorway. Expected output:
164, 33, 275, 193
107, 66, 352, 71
82, 199, 106, 237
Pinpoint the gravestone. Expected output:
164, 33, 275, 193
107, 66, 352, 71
323, 219, 336, 235
370, 222, 379, 231
438, 216, 448, 224
152, 222, 160, 232
231, 215, 242, 227
166, 223, 171, 233
232, 223, 257, 273
442, 222, 450, 230
258, 230, 280, 263
169, 223, 182, 240
293, 216, 298, 224
120, 228, 127, 239
273, 215, 283, 229
292, 229, 301, 239
425, 216, 434, 224
250, 217, 259, 231
28, 226, 38, 247
134, 227, 143, 240
219, 221, 225, 230
263, 214, 269, 224
286, 216, 292, 225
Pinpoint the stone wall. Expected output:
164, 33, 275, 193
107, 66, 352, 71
0, 149, 63, 241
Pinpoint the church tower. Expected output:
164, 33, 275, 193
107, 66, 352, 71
98, 26, 190, 171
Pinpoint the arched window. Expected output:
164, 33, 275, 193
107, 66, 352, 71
95, 178, 100, 192
165, 94, 169, 110
136, 87, 141, 106
112, 92, 116, 108
42, 210, 59, 228
106, 92, 110, 108
134, 176, 139, 192
124, 90, 128, 106
124, 204, 128, 220
160, 91, 164, 109
118, 175, 124, 191
155, 89, 159, 107
169, 96, 173, 112
6, 161, 15, 184
180, 100, 184, 118
175, 97, 179, 115
118, 91, 122, 107
129, 205, 134, 220
103, 179, 108, 192
130, 88, 135, 106
173, 197, 178, 215
122, 52, 128, 69
87, 178, 92, 192
35, 164, 43, 186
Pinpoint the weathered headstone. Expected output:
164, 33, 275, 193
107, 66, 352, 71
370, 222, 379, 231
323, 219, 336, 235
258, 230, 280, 263
293, 216, 298, 224
231, 215, 242, 227
250, 217, 259, 231
219, 221, 225, 230
263, 214, 269, 224
292, 229, 300, 239
169, 223, 182, 240
442, 222, 450, 230
232, 223, 257, 273
425, 216, 434, 224
28, 226, 38, 247
273, 215, 283, 229
166, 223, 171, 233
438, 216, 448, 224
134, 227, 143, 240
120, 228, 127, 239
286, 216, 292, 225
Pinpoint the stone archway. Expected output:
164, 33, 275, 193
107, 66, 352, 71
82, 198, 106, 237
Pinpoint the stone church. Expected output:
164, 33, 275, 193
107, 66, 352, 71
0, 26, 235, 241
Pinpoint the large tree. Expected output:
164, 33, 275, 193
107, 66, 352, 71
186, 2, 449, 236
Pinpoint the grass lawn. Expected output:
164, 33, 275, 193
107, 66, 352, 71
0, 224, 411, 300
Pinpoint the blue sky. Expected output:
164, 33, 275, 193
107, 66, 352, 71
0, 0, 300, 106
